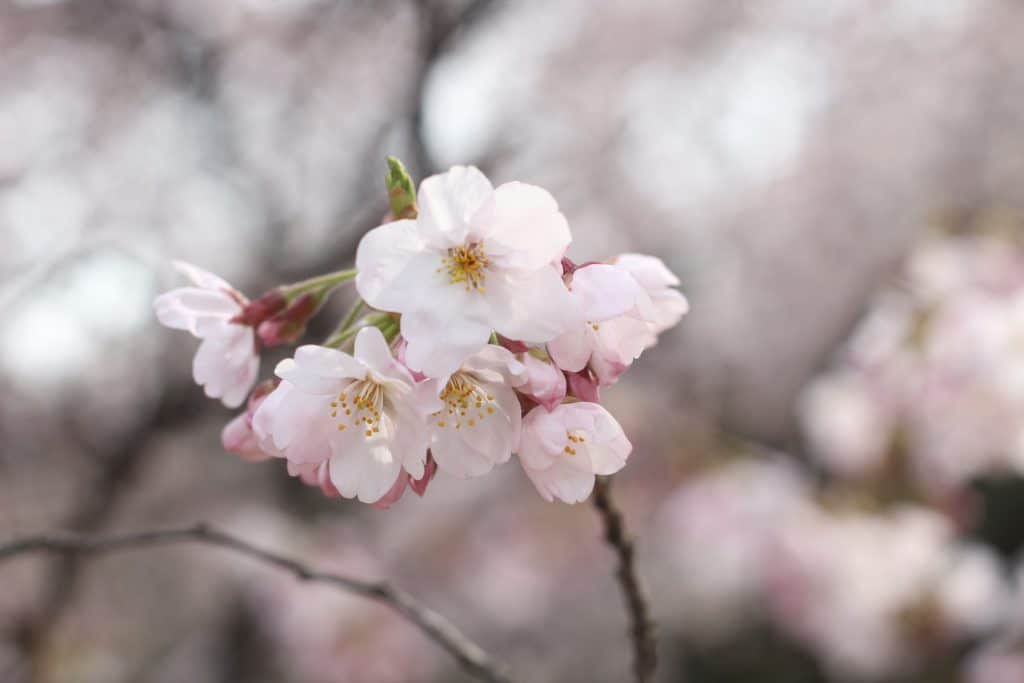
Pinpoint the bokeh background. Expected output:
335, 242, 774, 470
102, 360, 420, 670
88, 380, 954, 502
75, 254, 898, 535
3, 0, 1024, 681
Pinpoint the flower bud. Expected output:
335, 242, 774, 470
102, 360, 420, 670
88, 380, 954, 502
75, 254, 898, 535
257, 292, 322, 347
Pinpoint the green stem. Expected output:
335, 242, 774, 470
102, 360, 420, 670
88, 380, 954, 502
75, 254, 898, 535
324, 312, 393, 349
282, 269, 358, 302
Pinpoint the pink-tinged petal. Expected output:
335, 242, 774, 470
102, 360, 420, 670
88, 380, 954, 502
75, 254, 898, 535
521, 457, 596, 504
612, 253, 680, 289
473, 182, 571, 270
574, 403, 632, 475
328, 444, 403, 503
417, 166, 494, 248
567, 369, 602, 402
154, 288, 239, 336
517, 353, 567, 411
171, 260, 236, 292
410, 454, 437, 496
548, 326, 592, 373
191, 323, 258, 408
486, 265, 577, 343
221, 413, 270, 462
570, 264, 647, 322
518, 406, 564, 469
594, 314, 650, 365
648, 289, 690, 336
356, 219, 442, 313
401, 310, 492, 378
372, 470, 410, 510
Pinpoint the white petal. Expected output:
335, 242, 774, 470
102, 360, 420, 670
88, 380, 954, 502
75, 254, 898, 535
172, 260, 235, 292
521, 457, 595, 504
329, 444, 403, 503
355, 219, 441, 313
613, 253, 680, 289
352, 327, 415, 387
461, 344, 526, 386
275, 345, 360, 395
473, 182, 571, 270
401, 310, 492, 378
417, 166, 494, 248
570, 264, 647, 322
154, 288, 238, 336
486, 266, 577, 343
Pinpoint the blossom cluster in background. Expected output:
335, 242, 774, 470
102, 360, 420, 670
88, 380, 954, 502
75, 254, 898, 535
646, 228, 1024, 680
155, 163, 688, 506
799, 232, 1024, 499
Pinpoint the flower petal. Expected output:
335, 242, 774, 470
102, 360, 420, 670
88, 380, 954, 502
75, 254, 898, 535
328, 443, 403, 503
401, 310, 492, 378
473, 182, 570, 270
417, 166, 494, 248
356, 219, 441, 313
486, 265, 577, 343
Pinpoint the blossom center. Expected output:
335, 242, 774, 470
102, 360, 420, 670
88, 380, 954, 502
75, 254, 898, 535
563, 429, 587, 455
329, 379, 385, 437
433, 372, 496, 430
440, 242, 490, 292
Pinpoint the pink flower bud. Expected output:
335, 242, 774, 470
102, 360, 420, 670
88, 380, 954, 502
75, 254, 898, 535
517, 353, 567, 411
232, 289, 288, 327
567, 368, 601, 403
257, 292, 322, 347
221, 380, 278, 462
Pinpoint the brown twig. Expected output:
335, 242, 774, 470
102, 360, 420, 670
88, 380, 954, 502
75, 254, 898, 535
0, 523, 513, 683
592, 476, 657, 683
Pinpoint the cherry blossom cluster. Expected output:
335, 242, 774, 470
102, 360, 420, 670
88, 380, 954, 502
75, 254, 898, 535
155, 163, 688, 506
798, 231, 1024, 497
652, 457, 1008, 680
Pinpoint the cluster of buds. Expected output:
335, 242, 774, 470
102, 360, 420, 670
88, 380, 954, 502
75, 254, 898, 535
155, 159, 687, 506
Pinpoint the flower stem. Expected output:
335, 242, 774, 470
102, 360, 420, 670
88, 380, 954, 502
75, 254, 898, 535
282, 268, 358, 302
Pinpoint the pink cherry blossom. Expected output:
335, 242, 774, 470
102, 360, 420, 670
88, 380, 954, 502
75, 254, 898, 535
355, 166, 577, 377
547, 263, 654, 385
153, 261, 258, 408
517, 402, 632, 503
253, 327, 435, 504
613, 253, 690, 344
516, 351, 566, 411
423, 345, 526, 478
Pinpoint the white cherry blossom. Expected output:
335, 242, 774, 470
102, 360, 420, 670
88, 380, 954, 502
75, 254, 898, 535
252, 327, 436, 504
153, 261, 258, 408
423, 345, 526, 478
356, 166, 577, 377
518, 402, 631, 503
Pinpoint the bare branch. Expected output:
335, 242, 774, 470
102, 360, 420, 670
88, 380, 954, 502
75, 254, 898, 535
592, 476, 658, 683
0, 523, 514, 683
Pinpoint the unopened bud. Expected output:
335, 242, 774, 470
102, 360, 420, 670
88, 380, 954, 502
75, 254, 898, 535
232, 289, 288, 327
257, 292, 322, 346
385, 156, 418, 220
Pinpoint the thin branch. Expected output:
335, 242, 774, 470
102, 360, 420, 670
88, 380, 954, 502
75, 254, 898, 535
592, 476, 657, 683
0, 523, 513, 683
